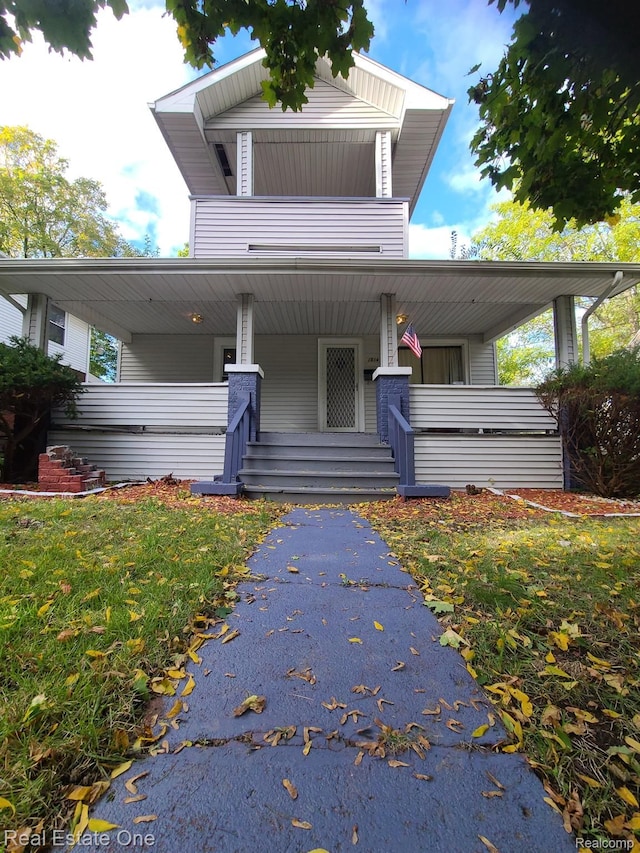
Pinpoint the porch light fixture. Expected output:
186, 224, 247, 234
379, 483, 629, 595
190, 313, 203, 324
396, 313, 408, 325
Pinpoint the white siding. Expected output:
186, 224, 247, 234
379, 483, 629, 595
208, 79, 398, 130
414, 435, 563, 489
469, 338, 497, 384
1, 296, 89, 375
120, 335, 215, 382
0, 294, 26, 342
192, 197, 407, 259
49, 383, 228, 481
409, 386, 557, 432
47, 431, 225, 481
256, 336, 319, 431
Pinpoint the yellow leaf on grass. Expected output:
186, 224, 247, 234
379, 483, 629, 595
548, 631, 570, 651
617, 787, 640, 808
88, 819, 119, 832
37, 600, 53, 617
349, 637, 362, 644
625, 736, 640, 753
374, 621, 384, 631
221, 629, 240, 644
181, 674, 196, 697
66, 786, 92, 801
111, 760, 133, 779
577, 774, 603, 789
0, 796, 16, 814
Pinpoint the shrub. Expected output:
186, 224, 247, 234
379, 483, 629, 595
536, 348, 640, 498
0, 337, 84, 481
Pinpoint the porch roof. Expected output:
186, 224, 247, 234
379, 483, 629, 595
1, 257, 638, 344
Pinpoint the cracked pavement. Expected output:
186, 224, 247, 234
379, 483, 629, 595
67, 507, 575, 852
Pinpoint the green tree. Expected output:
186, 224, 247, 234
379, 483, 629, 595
0, 0, 373, 112
0, 125, 125, 258
469, 0, 640, 228
474, 197, 640, 384
0, 337, 84, 481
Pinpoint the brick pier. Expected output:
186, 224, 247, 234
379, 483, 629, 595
38, 446, 106, 493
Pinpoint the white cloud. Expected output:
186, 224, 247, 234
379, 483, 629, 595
0, 3, 198, 255
446, 167, 483, 195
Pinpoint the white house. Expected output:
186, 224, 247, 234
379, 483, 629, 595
0, 293, 91, 379
0, 50, 638, 500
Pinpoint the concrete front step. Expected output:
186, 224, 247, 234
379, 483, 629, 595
239, 469, 400, 490
242, 454, 396, 473
242, 484, 398, 504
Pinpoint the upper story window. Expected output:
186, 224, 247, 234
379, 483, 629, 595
49, 304, 66, 346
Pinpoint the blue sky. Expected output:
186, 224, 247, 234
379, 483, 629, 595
0, 0, 520, 258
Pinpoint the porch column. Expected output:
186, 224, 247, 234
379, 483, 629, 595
375, 131, 393, 198
230, 293, 261, 441
379, 293, 398, 367
22, 293, 50, 351
236, 293, 254, 364
553, 295, 577, 369
236, 131, 253, 197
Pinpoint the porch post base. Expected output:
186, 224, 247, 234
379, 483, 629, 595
373, 367, 412, 443
226, 364, 263, 442
190, 480, 244, 496
397, 484, 451, 499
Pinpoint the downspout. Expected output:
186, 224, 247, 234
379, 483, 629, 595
582, 270, 623, 365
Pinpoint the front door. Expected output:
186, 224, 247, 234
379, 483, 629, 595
319, 340, 363, 431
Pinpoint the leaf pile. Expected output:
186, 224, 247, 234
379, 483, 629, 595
362, 501, 640, 846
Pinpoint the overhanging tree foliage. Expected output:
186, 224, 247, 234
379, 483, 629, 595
536, 348, 640, 498
469, 0, 640, 228
0, 0, 373, 112
0, 337, 84, 482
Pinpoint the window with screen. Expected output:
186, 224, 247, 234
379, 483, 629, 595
49, 305, 66, 346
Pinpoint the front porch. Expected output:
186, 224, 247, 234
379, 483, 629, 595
50, 380, 562, 498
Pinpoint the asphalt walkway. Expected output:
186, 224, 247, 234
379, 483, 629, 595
73, 507, 575, 853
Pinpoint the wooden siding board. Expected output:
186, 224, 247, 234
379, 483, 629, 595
120, 335, 215, 382
192, 198, 407, 259
409, 386, 557, 431
47, 431, 225, 480
414, 434, 563, 489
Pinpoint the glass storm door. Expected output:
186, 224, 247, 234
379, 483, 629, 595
319, 342, 362, 431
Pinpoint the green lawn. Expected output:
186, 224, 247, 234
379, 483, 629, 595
361, 499, 640, 846
0, 494, 282, 840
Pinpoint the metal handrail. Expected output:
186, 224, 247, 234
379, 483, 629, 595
388, 398, 415, 487
222, 394, 251, 483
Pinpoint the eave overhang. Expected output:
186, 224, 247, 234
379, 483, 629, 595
1, 258, 637, 344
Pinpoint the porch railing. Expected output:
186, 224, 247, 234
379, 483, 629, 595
388, 395, 415, 487
222, 394, 251, 484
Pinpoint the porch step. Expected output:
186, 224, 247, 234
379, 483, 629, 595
239, 432, 399, 503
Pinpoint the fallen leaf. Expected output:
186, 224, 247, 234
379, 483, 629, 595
124, 794, 147, 804
472, 724, 489, 738
0, 796, 16, 815
291, 819, 312, 830
110, 760, 133, 779
374, 621, 384, 631
352, 824, 359, 844
283, 778, 298, 799
576, 774, 603, 790
124, 772, 149, 795
392, 661, 405, 672
388, 759, 410, 768
221, 629, 240, 644
348, 637, 363, 644
478, 835, 500, 853
481, 791, 503, 799
485, 772, 505, 791
617, 786, 639, 808
180, 674, 196, 697
287, 566, 300, 573
233, 695, 266, 716
88, 819, 119, 832
421, 705, 441, 716
410, 647, 420, 656
133, 815, 157, 824
414, 773, 433, 781
66, 786, 92, 802
354, 750, 364, 766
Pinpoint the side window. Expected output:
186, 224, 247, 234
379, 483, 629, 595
49, 304, 66, 346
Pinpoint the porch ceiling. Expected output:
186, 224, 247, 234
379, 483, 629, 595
1, 258, 638, 344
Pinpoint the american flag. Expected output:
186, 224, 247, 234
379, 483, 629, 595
401, 324, 422, 358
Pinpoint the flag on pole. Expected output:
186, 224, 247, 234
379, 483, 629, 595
401, 324, 422, 358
